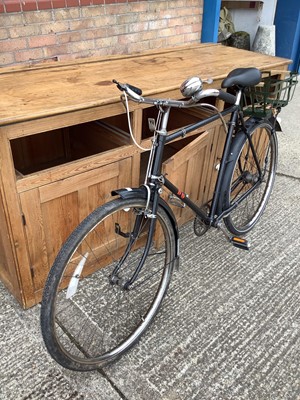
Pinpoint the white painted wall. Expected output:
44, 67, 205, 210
228, 0, 277, 47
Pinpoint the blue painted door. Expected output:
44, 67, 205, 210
275, 0, 300, 72
201, 0, 222, 43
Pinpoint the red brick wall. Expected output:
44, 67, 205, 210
0, 0, 203, 67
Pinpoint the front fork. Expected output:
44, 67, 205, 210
110, 190, 160, 290
111, 107, 171, 289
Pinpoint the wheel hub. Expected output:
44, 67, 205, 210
243, 171, 259, 184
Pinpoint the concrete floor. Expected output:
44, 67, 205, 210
0, 75, 299, 400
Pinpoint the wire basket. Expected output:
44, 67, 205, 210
243, 71, 298, 118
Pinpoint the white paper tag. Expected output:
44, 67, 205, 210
66, 252, 89, 299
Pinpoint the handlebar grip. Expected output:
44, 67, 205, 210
126, 83, 142, 96
218, 90, 236, 104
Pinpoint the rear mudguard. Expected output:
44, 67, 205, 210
228, 117, 277, 164
112, 186, 180, 258
268, 115, 282, 132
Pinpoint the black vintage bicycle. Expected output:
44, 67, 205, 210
41, 67, 297, 371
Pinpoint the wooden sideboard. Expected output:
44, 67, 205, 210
0, 43, 290, 308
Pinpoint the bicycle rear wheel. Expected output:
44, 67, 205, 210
222, 121, 277, 235
41, 197, 175, 371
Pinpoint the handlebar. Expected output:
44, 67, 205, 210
217, 90, 237, 104
112, 79, 237, 107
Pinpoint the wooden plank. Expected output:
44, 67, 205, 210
77, 187, 90, 226
0, 134, 35, 308
40, 192, 80, 273
182, 141, 209, 221
0, 179, 22, 303
3, 102, 126, 139
131, 153, 141, 187
162, 131, 210, 226
0, 43, 205, 75
39, 161, 119, 203
132, 108, 143, 146
19, 189, 50, 294
203, 125, 226, 205
16, 144, 137, 193
131, 107, 145, 185
3, 89, 183, 141
117, 157, 133, 190
164, 131, 209, 169
0, 44, 291, 127
198, 128, 214, 204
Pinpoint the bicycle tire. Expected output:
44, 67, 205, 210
221, 120, 277, 235
41, 197, 176, 371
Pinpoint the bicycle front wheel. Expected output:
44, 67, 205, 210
222, 121, 278, 235
41, 197, 175, 371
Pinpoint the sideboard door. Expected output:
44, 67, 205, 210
19, 157, 133, 304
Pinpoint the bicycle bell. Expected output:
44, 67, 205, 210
180, 76, 203, 98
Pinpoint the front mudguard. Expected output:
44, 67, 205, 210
112, 186, 180, 259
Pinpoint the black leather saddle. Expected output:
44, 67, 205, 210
222, 67, 262, 88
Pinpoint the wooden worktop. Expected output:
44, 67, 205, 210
0, 43, 290, 127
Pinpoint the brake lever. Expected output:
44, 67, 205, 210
112, 79, 126, 92
113, 80, 143, 96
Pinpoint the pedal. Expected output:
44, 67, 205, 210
230, 236, 250, 251
217, 222, 250, 250
193, 216, 210, 237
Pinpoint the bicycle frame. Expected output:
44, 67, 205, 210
145, 98, 263, 228
113, 83, 269, 288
